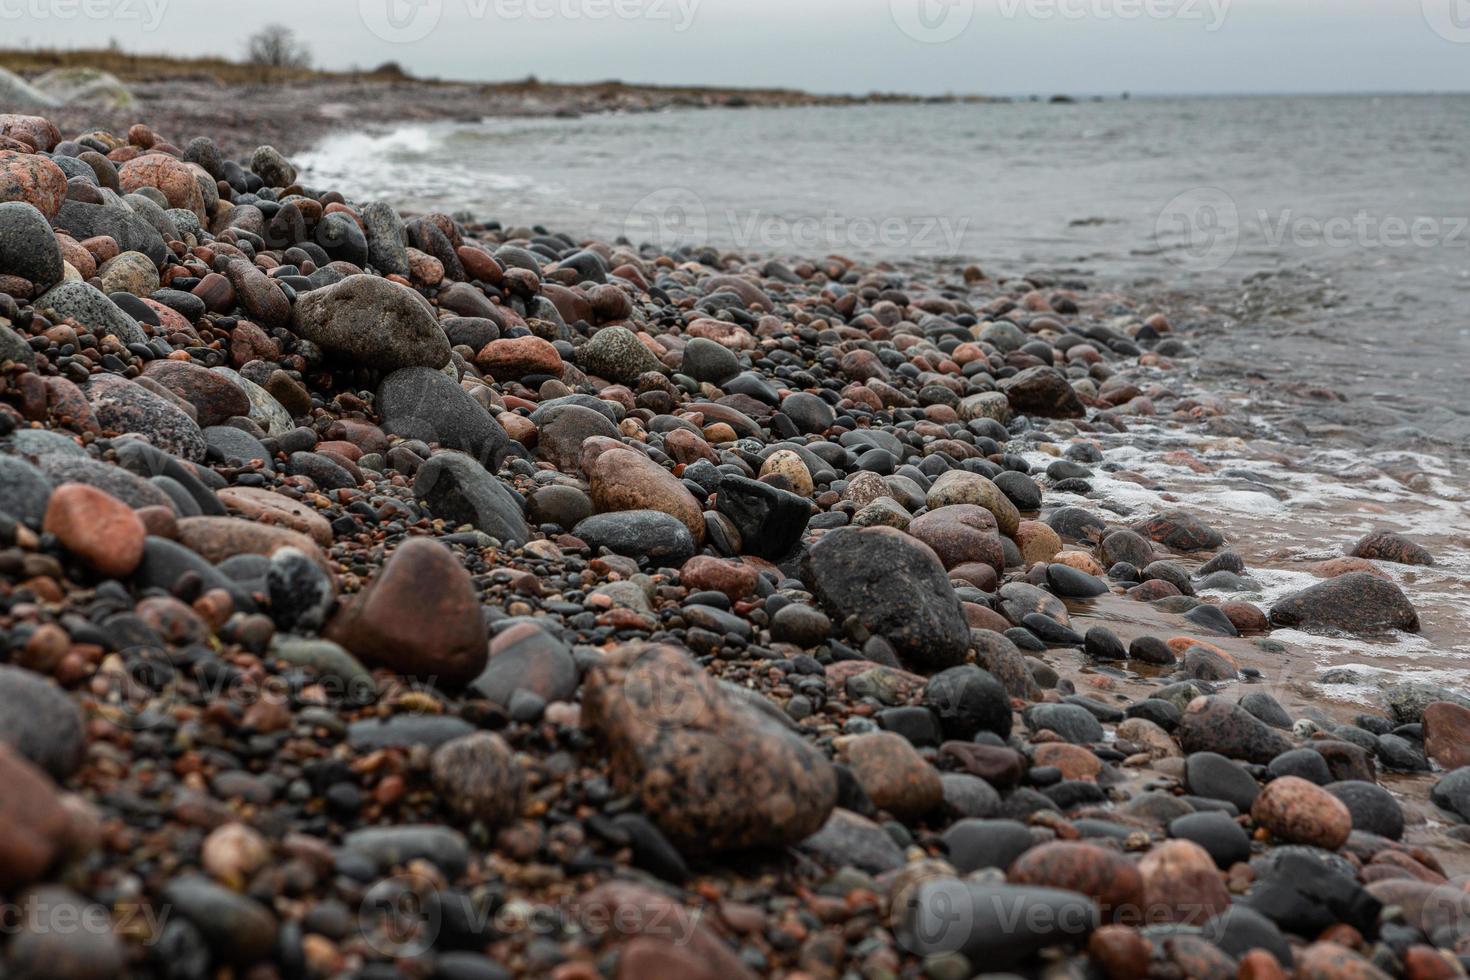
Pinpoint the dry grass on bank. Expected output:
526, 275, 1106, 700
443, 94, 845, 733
0, 46, 984, 104
0, 46, 417, 85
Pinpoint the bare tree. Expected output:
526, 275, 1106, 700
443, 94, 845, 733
244, 24, 312, 72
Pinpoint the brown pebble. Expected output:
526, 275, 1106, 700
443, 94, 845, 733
1252, 776, 1352, 850
1295, 941, 1393, 980
1008, 841, 1145, 923
325, 537, 487, 685
1088, 924, 1151, 980
841, 732, 943, 823
43, 483, 146, 579
1239, 949, 1290, 980
1137, 839, 1231, 925
1424, 701, 1470, 772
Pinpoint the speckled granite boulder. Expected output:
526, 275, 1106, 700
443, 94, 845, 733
582, 642, 836, 854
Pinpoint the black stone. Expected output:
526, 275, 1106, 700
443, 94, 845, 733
1185, 752, 1260, 812
1046, 563, 1108, 598
1021, 612, 1083, 647
1243, 852, 1380, 938
1185, 603, 1240, 636
900, 880, 1098, 963
942, 819, 1035, 874
613, 813, 689, 884
1169, 810, 1251, 869
1267, 749, 1333, 786
1128, 635, 1176, 665
1202, 905, 1293, 967
1431, 767, 1470, 822
573, 511, 696, 565
378, 366, 515, 472
1083, 625, 1126, 661
923, 666, 1012, 741
803, 526, 970, 671
1023, 703, 1103, 744
1327, 781, 1404, 840
715, 474, 811, 560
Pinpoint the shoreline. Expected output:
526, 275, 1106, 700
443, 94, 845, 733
1, 50, 997, 158
1, 106, 1468, 978
17, 76, 998, 157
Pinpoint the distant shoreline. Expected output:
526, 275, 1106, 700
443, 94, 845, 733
0, 44, 998, 102
0, 46, 1013, 157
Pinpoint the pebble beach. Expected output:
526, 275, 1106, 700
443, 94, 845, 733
1, 104, 1469, 980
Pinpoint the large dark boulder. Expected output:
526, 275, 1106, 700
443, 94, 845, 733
802, 526, 970, 671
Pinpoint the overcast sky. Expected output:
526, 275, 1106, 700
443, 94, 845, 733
6, 0, 1469, 96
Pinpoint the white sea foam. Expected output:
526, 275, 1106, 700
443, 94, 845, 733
1016, 376, 1470, 688
296, 123, 542, 211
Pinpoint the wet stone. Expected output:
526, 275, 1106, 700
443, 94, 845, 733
1269, 572, 1420, 634
803, 526, 971, 671
1047, 563, 1108, 598
899, 879, 1099, 964
1179, 696, 1295, 765
1131, 510, 1224, 552
714, 473, 810, 560
1239, 692, 1294, 730
997, 366, 1086, 419
1326, 780, 1403, 840
414, 452, 529, 545
1169, 811, 1252, 869
799, 808, 904, 873
326, 537, 488, 686
582, 643, 837, 854
574, 511, 696, 565
1268, 748, 1333, 786
1185, 751, 1260, 813
1430, 768, 1470, 823
1025, 703, 1104, 743
1349, 530, 1432, 567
